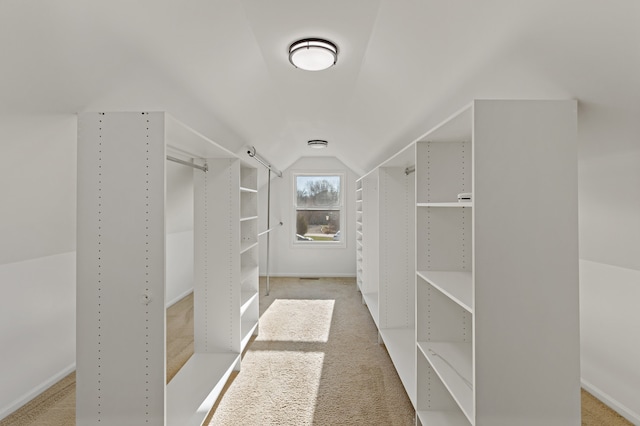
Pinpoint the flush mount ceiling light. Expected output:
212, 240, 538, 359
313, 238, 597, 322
308, 139, 328, 149
289, 38, 338, 71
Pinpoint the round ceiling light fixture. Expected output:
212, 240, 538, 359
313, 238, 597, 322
289, 38, 338, 71
308, 139, 328, 149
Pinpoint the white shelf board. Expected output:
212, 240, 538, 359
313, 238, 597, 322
379, 327, 416, 406
416, 410, 470, 426
240, 290, 258, 316
240, 186, 258, 193
417, 202, 472, 208
241, 265, 258, 282
418, 341, 473, 424
241, 320, 259, 351
417, 271, 472, 313
240, 240, 258, 254
240, 215, 258, 222
166, 352, 240, 426
362, 292, 379, 326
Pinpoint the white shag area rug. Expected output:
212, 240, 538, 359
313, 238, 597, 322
208, 277, 415, 426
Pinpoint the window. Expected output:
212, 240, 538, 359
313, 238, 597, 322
294, 174, 343, 245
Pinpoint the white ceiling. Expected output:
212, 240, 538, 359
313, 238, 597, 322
1, 0, 638, 176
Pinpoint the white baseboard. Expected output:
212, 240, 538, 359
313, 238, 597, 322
166, 287, 194, 308
582, 379, 640, 425
259, 273, 357, 278
0, 363, 76, 421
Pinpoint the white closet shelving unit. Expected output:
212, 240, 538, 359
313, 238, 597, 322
77, 112, 258, 426
239, 163, 259, 351
356, 145, 416, 406
414, 100, 580, 425
359, 170, 379, 325
355, 180, 363, 292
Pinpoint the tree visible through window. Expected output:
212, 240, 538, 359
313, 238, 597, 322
294, 174, 342, 244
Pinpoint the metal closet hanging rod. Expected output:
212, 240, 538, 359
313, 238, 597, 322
246, 146, 282, 177
258, 222, 283, 237
166, 155, 208, 172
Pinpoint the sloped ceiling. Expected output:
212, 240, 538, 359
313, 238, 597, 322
1, 0, 638, 176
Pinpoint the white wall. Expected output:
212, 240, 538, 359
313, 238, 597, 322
577, 107, 640, 423
0, 253, 76, 419
0, 115, 77, 419
580, 260, 640, 422
258, 156, 357, 277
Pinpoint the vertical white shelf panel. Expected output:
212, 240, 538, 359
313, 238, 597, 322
194, 158, 241, 354
357, 143, 417, 407
77, 112, 167, 425
414, 100, 580, 426
416, 205, 472, 273
379, 166, 416, 330
355, 180, 363, 292
77, 112, 255, 426
378, 162, 416, 406
239, 162, 259, 352
472, 100, 580, 425
360, 170, 379, 326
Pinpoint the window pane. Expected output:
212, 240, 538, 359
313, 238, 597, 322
296, 210, 341, 242
296, 176, 341, 208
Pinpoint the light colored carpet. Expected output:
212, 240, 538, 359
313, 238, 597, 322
0, 277, 632, 425
207, 277, 415, 425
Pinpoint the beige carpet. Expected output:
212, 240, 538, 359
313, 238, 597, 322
207, 277, 415, 425
0, 277, 632, 425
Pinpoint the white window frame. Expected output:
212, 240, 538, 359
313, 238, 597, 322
292, 172, 345, 248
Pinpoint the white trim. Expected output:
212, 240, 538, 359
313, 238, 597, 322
0, 363, 76, 421
581, 379, 640, 425
291, 171, 346, 248
166, 287, 194, 308
260, 273, 356, 278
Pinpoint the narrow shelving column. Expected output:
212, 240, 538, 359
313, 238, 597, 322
239, 162, 259, 352
355, 180, 363, 292
415, 129, 474, 423
77, 112, 166, 425
360, 170, 379, 326
357, 145, 417, 407
377, 154, 416, 406
193, 158, 241, 355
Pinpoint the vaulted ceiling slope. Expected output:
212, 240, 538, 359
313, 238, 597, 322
1, 0, 638, 176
